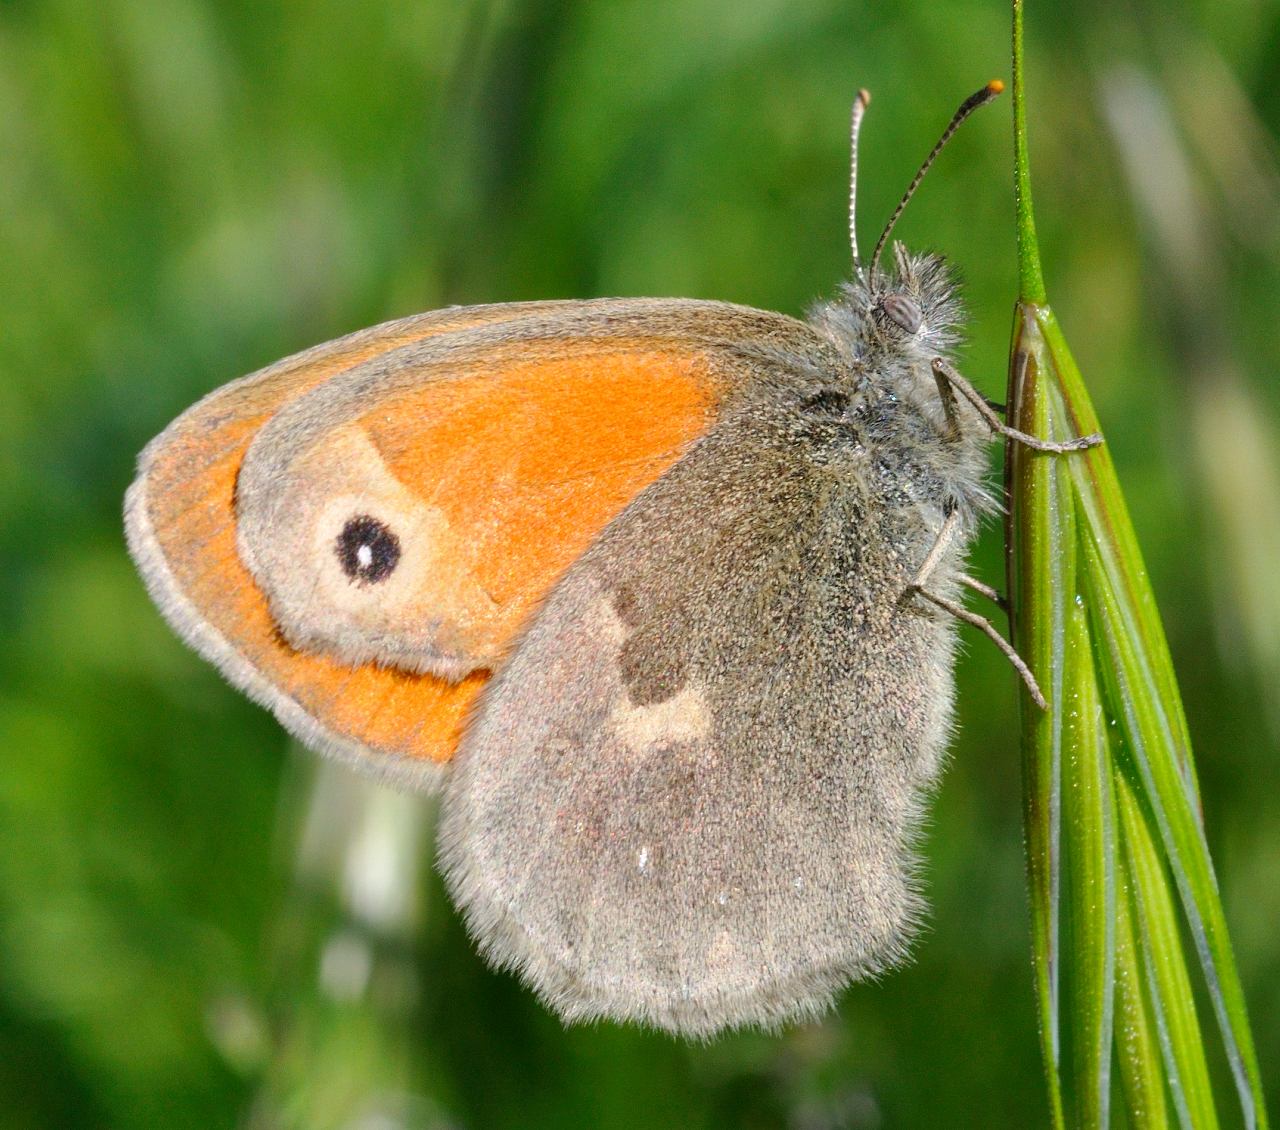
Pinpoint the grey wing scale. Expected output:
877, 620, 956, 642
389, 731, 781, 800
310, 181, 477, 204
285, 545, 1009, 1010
439, 402, 961, 1037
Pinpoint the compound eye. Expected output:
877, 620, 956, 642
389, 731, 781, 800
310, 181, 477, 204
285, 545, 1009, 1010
881, 293, 923, 334
335, 514, 401, 585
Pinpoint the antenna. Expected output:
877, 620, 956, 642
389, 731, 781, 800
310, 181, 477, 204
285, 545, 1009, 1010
869, 79, 1005, 272
849, 88, 871, 267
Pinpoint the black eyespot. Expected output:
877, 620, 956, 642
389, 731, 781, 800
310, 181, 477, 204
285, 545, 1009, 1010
335, 515, 401, 584
881, 293, 923, 334
802, 388, 850, 416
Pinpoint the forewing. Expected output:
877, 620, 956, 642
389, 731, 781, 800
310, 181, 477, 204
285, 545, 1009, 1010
440, 404, 958, 1036
126, 298, 819, 790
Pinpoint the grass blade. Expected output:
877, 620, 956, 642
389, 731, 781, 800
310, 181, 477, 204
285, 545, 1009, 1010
1061, 602, 1116, 1128
1007, 5, 1268, 1124
1045, 310, 1266, 1128
1114, 752, 1218, 1128
1005, 305, 1075, 1128
1113, 831, 1171, 1128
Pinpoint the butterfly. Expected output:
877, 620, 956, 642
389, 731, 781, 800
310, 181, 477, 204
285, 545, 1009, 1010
125, 81, 1097, 1038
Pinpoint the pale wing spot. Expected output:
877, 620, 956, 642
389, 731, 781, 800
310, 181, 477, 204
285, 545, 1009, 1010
637, 846, 650, 872
310, 493, 496, 633
705, 930, 737, 977
595, 596, 630, 646
611, 682, 712, 754
244, 422, 500, 674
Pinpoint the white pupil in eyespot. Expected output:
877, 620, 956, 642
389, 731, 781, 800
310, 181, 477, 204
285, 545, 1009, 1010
335, 514, 401, 584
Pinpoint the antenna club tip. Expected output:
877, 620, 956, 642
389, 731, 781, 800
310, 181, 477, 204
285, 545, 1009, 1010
856, 88, 871, 107
986, 79, 1006, 95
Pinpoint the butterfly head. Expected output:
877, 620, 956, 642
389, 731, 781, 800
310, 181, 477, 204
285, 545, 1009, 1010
815, 80, 1001, 386
808, 245, 963, 376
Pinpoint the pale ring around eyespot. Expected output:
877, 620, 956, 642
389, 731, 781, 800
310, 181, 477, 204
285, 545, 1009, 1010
123, 473, 448, 796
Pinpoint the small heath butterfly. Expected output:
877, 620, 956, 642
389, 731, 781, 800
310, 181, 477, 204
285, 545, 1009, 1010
125, 82, 1097, 1037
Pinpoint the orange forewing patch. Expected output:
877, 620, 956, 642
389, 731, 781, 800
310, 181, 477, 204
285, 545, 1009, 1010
361, 347, 718, 656
142, 327, 719, 768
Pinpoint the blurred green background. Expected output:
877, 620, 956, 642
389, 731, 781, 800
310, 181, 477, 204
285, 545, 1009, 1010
2, 1, 1278, 1126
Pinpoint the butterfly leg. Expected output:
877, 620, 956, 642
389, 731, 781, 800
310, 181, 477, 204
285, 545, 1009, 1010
904, 509, 1047, 709
930, 356, 1103, 453
908, 505, 962, 589
959, 573, 1008, 613
930, 367, 964, 441
912, 587, 1047, 709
